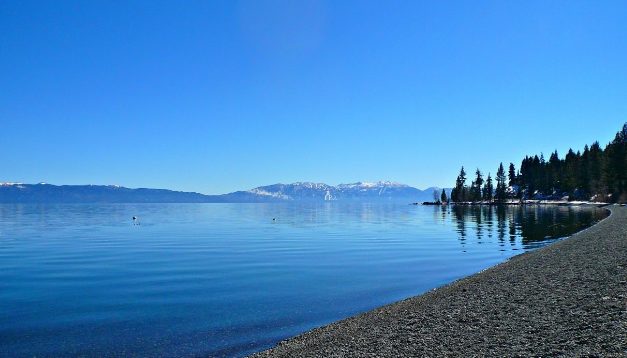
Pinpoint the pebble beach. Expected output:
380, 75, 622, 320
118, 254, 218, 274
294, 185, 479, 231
253, 205, 626, 357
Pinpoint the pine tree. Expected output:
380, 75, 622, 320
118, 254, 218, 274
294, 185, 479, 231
515, 169, 522, 198
588, 141, 604, 198
452, 166, 467, 202
472, 169, 483, 202
508, 163, 516, 186
495, 163, 507, 203
576, 145, 590, 199
449, 123, 627, 204
602, 123, 627, 201
483, 174, 493, 202
563, 148, 579, 196
441, 189, 448, 203
548, 150, 560, 193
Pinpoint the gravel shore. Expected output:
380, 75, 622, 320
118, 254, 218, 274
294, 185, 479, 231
252, 205, 626, 357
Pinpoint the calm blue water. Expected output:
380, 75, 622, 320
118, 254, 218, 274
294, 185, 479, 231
0, 203, 607, 357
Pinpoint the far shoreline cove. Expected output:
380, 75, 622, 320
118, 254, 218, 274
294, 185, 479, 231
252, 205, 625, 357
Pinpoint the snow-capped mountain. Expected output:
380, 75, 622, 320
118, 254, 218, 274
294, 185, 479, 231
224, 181, 449, 202
0, 182, 451, 203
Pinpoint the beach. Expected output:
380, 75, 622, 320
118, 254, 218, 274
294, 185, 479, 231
253, 205, 626, 357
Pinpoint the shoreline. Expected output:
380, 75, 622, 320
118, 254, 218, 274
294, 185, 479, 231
252, 205, 626, 357
418, 200, 614, 206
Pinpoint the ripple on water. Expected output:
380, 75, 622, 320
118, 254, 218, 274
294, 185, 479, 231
0, 203, 608, 357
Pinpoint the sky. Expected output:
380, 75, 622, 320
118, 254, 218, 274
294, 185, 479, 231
1, 0, 626, 194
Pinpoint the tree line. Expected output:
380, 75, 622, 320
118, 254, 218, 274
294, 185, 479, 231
449, 123, 627, 204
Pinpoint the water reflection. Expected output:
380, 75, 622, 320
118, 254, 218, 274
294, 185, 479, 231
0, 203, 609, 357
443, 205, 607, 250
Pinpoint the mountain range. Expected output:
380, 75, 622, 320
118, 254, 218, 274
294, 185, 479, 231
0, 182, 451, 203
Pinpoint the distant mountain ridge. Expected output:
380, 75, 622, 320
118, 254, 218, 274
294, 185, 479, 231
231, 181, 446, 202
0, 182, 451, 203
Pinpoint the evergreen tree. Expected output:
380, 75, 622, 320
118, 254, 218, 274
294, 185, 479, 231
577, 145, 591, 199
495, 163, 507, 203
450, 123, 627, 203
508, 163, 516, 186
531, 155, 541, 194
483, 174, 493, 202
441, 189, 448, 203
472, 169, 483, 202
588, 141, 604, 198
452, 166, 467, 202
602, 123, 627, 201
548, 150, 561, 193
564, 148, 579, 195
515, 169, 522, 198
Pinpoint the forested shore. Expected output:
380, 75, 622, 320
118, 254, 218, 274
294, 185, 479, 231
446, 123, 627, 204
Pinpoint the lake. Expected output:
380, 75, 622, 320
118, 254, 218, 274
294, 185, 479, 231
0, 203, 608, 357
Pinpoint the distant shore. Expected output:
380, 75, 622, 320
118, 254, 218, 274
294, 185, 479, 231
252, 205, 625, 357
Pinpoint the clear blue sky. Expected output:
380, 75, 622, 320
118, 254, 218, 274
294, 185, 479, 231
1, 1, 626, 194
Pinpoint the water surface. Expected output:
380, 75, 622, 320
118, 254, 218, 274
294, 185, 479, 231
0, 204, 607, 357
